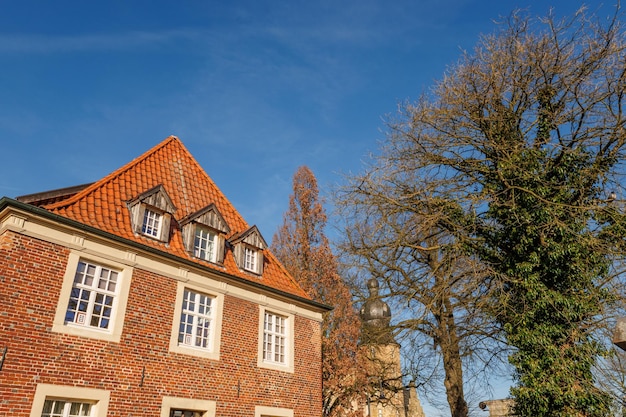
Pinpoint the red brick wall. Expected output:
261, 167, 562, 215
0, 230, 323, 416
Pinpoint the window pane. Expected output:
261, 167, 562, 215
142, 208, 162, 237
244, 247, 257, 271
65, 260, 120, 331
41, 400, 53, 415
41, 400, 92, 417
263, 312, 287, 364
170, 410, 202, 417
179, 289, 214, 349
194, 227, 216, 262
74, 261, 96, 286
71, 402, 91, 417
41, 400, 64, 417
53, 400, 65, 414
69, 402, 81, 415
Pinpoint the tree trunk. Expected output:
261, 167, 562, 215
438, 301, 468, 417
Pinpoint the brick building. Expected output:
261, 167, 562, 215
0, 136, 330, 417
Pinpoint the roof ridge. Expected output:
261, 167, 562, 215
171, 138, 250, 231
45, 136, 180, 210
44, 135, 250, 233
32, 135, 311, 300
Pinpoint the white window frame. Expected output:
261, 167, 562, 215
52, 251, 132, 343
40, 399, 93, 417
160, 396, 216, 417
257, 306, 294, 373
64, 260, 118, 330
244, 246, 257, 272
179, 289, 215, 349
194, 226, 217, 263
254, 406, 294, 417
263, 311, 286, 364
169, 282, 223, 360
29, 384, 110, 417
142, 207, 163, 238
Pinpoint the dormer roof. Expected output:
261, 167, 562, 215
228, 225, 268, 250
179, 203, 230, 235
127, 184, 176, 214
35, 136, 308, 299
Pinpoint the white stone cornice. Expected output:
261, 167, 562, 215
0, 213, 27, 233
0, 205, 324, 322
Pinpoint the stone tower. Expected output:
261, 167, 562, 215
360, 278, 425, 417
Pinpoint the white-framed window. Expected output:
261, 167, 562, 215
65, 260, 118, 330
180, 204, 229, 264
41, 399, 93, 417
128, 186, 174, 242
194, 227, 217, 262
254, 406, 294, 417
230, 226, 266, 275
169, 282, 223, 360
179, 289, 215, 349
244, 246, 257, 272
169, 411, 202, 417
29, 384, 110, 417
263, 311, 286, 364
52, 252, 133, 343
257, 306, 294, 372
142, 207, 162, 238
160, 396, 216, 417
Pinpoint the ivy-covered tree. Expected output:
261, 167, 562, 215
338, 6, 626, 417
272, 166, 364, 417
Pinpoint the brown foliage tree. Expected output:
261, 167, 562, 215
272, 166, 364, 417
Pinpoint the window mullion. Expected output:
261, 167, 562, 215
191, 292, 200, 345
87, 279, 98, 322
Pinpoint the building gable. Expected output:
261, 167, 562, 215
27, 136, 307, 299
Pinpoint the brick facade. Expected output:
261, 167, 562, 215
0, 229, 323, 416
0, 137, 327, 417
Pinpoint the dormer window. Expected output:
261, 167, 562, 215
127, 185, 176, 243
194, 226, 217, 262
180, 204, 230, 265
142, 207, 163, 238
244, 246, 258, 272
229, 226, 267, 276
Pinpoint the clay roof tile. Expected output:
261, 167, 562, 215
43, 136, 308, 299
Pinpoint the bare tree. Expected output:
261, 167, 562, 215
336, 160, 507, 417
337, 5, 626, 417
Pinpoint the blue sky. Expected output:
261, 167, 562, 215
0, 0, 607, 414
0, 0, 595, 237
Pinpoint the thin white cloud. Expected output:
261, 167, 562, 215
0, 28, 206, 54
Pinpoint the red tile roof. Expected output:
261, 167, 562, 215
42, 136, 309, 299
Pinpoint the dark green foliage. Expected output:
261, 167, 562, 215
482, 145, 614, 416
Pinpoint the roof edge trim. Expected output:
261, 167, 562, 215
0, 197, 331, 312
